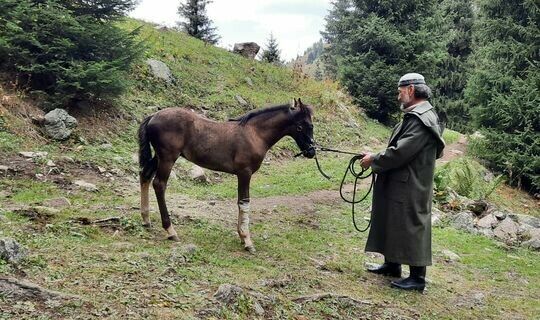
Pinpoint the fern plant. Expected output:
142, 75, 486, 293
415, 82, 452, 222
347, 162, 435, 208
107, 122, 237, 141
435, 158, 504, 201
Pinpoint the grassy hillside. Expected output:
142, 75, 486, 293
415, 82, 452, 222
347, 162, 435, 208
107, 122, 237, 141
0, 18, 391, 170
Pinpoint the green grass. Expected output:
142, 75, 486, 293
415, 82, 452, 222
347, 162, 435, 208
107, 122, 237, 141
443, 128, 461, 145
169, 152, 369, 200
1, 174, 537, 319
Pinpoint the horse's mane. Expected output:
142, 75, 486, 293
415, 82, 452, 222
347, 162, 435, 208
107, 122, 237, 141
229, 103, 291, 126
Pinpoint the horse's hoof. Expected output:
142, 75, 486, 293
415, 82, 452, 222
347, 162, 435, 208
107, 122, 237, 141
167, 235, 180, 242
142, 223, 152, 229
244, 246, 256, 254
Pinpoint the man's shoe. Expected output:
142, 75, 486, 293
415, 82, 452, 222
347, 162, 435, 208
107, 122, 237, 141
390, 276, 426, 291
390, 266, 426, 291
367, 262, 402, 277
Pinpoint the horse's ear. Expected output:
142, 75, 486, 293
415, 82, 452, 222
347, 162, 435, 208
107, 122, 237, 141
293, 98, 298, 108
297, 98, 308, 113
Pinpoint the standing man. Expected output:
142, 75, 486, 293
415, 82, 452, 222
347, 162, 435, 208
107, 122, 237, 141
360, 73, 445, 291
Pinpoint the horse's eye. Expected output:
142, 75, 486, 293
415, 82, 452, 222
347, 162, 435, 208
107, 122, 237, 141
297, 125, 303, 131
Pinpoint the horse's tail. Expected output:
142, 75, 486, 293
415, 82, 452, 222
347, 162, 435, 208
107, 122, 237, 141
138, 115, 158, 182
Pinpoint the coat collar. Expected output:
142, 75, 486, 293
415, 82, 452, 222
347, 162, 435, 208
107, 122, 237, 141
408, 101, 433, 115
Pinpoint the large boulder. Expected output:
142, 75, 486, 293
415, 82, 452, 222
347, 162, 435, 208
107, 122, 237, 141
450, 211, 476, 233
233, 42, 260, 59
44, 109, 77, 140
146, 59, 174, 83
493, 218, 519, 242
521, 228, 540, 251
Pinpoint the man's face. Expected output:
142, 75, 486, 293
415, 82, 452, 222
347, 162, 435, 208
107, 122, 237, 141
397, 85, 414, 109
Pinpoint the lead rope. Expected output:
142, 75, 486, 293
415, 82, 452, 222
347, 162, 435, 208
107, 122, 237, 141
298, 145, 375, 232
338, 155, 374, 232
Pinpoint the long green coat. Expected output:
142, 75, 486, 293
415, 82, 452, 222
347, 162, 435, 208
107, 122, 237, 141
365, 101, 445, 266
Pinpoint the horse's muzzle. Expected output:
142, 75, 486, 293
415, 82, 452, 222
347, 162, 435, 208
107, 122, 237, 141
303, 146, 316, 158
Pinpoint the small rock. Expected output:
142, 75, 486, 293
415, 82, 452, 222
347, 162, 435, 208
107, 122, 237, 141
100, 143, 113, 150
0, 165, 9, 172
97, 166, 107, 174
169, 244, 198, 264
477, 228, 494, 238
44, 109, 77, 140
245, 77, 253, 87
510, 214, 540, 228
432, 207, 445, 226
109, 168, 123, 175
73, 180, 98, 192
441, 249, 461, 262
522, 239, 540, 251
146, 59, 174, 83
450, 211, 476, 233
59, 156, 75, 163
492, 210, 507, 220
19, 151, 48, 158
189, 165, 209, 183
235, 95, 248, 107
466, 199, 488, 216
0, 238, 27, 264
493, 218, 519, 242
42, 197, 71, 208
213, 284, 244, 304
32, 206, 60, 216
46, 160, 56, 167
476, 214, 498, 229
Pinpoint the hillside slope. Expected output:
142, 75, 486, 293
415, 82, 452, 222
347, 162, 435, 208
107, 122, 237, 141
0, 19, 390, 170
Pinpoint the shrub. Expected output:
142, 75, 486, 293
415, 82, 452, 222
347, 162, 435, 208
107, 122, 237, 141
0, 0, 142, 107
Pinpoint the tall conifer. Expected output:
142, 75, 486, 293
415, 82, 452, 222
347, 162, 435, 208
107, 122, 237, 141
177, 0, 220, 44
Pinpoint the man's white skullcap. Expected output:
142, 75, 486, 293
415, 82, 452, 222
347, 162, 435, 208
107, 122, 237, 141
398, 73, 426, 86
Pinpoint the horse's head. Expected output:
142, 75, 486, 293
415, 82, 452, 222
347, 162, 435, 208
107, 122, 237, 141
290, 98, 316, 159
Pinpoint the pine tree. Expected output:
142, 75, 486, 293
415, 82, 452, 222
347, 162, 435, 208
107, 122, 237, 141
260, 33, 282, 65
465, 0, 540, 192
0, 0, 142, 107
65, 0, 137, 20
320, 0, 353, 79
321, 0, 447, 124
431, 0, 475, 132
177, 0, 220, 44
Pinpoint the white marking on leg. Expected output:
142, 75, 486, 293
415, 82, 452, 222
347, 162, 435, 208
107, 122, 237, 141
238, 199, 254, 250
140, 181, 151, 226
166, 225, 178, 238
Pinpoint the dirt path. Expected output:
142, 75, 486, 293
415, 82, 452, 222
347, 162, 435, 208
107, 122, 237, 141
163, 137, 467, 227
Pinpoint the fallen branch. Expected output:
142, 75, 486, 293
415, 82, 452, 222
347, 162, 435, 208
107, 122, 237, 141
0, 277, 81, 301
292, 293, 373, 306
75, 217, 121, 226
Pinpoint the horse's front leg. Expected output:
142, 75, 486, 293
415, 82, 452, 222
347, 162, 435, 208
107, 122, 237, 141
237, 171, 255, 253
153, 158, 179, 241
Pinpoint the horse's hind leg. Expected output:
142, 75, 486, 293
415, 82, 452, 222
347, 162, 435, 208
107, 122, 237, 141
140, 157, 157, 227
237, 171, 255, 253
140, 178, 152, 227
153, 157, 179, 241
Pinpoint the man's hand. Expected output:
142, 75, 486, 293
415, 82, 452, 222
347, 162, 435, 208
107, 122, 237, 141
360, 153, 374, 169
